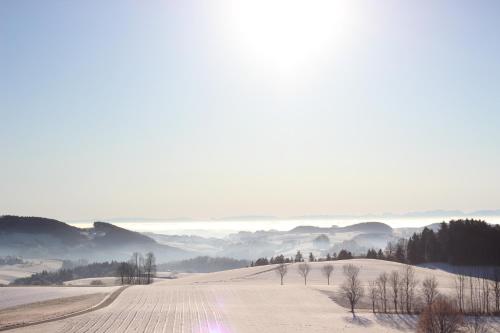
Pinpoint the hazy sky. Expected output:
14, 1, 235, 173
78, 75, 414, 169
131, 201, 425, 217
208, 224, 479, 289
1, 0, 499, 221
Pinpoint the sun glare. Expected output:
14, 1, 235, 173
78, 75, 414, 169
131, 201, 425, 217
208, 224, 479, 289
223, 0, 361, 74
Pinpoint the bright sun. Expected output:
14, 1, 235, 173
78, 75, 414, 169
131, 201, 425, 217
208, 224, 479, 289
221, 0, 362, 74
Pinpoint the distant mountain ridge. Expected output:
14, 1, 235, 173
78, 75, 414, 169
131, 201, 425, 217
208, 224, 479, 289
0, 215, 194, 262
79, 209, 500, 224
289, 222, 392, 234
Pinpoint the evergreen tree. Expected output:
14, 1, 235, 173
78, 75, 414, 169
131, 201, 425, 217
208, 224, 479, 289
254, 258, 269, 266
275, 254, 285, 264
295, 251, 303, 263
394, 240, 406, 263
366, 249, 378, 259
405, 219, 500, 265
338, 249, 353, 260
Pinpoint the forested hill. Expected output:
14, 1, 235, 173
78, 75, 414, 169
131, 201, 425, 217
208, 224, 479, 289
0, 215, 85, 244
289, 222, 392, 234
93, 221, 156, 246
0, 215, 193, 262
406, 219, 500, 266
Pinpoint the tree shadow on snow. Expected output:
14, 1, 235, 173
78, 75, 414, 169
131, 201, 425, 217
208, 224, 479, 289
374, 313, 418, 331
320, 289, 372, 310
418, 263, 499, 279
342, 315, 373, 327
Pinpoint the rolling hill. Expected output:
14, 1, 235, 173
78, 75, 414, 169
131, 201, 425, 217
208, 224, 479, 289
0, 216, 193, 262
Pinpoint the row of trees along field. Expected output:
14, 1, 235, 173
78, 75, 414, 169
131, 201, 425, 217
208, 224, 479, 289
274, 261, 334, 286
272, 262, 427, 315
413, 269, 500, 332
274, 261, 498, 332
116, 252, 157, 285
252, 244, 419, 269
274, 260, 500, 316
250, 249, 354, 267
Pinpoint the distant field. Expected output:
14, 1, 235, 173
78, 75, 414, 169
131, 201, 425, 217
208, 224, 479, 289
64, 276, 174, 287
0, 259, 62, 285
0, 286, 119, 310
64, 277, 120, 287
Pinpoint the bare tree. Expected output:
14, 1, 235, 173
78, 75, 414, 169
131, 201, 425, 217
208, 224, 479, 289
138, 253, 146, 284
124, 262, 134, 284
144, 252, 156, 284
399, 281, 406, 313
130, 252, 143, 284
368, 280, 378, 313
390, 270, 401, 313
116, 262, 129, 285
481, 275, 490, 314
422, 276, 439, 307
417, 298, 463, 333
469, 274, 479, 314
402, 265, 418, 313
297, 262, 311, 286
385, 241, 395, 259
377, 272, 388, 313
321, 263, 334, 285
341, 264, 364, 316
455, 274, 466, 313
275, 263, 288, 285
491, 268, 500, 314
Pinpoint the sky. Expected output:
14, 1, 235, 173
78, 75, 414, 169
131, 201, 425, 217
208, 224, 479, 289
1, 0, 499, 222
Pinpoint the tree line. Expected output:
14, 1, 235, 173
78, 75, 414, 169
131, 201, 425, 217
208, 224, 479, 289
406, 219, 500, 266
250, 246, 414, 269
158, 256, 249, 273
116, 252, 157, 285
12, 252, 157, 285
377, 219, 500, 267
349, 262, 500, 332
250, 249, 355, 267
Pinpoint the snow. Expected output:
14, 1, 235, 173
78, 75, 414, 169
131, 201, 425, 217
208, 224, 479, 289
7, 259, 500, 332
64, 276, 172, 286
0, 259, 62, 285
64, 277, 120, 287
0, 286, 119, 310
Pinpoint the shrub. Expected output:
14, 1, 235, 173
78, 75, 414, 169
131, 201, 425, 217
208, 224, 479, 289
418, 298, 463, 333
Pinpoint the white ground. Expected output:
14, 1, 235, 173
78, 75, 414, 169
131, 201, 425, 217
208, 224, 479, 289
0, 259, 62, 285
64, 277, 121, 287
64, 276, 174, 286
8, 259, 500, 333
0, 286, 119, 310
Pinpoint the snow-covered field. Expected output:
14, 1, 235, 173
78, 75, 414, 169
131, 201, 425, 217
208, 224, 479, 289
64, 277, 121, 287
64, 276, 174, 286
0, 286, 119, 310
7, 259, 500, 332
0, 259, 62, 285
